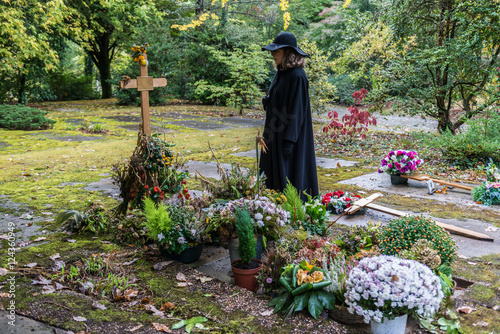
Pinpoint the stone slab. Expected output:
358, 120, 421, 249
0, 311, 69, 334
184, 160, 234, 179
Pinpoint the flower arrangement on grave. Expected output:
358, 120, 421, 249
378, 150, 423, 175
345, 255, 444, 324
143, 198, 205, 255
204, 195, 290, 244
379, 215, 458, 266
321, 191, 362, 214
112, 134, 189, 215
131, 44, 149, 65
335, 221, 382, 257
473, 159, 500, 206
302, 194, 329, 235
323, 252, 358, 306
269, 260, 336, 319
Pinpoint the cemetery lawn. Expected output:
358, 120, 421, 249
1, 99, 500, 333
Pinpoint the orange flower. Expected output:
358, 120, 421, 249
312, 271, 323, 283
296, 269, 308, 286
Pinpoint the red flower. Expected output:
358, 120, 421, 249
338, 191, 344, 196
185, 193, 191, 199
346, 203, 351, 208
354, 195, 361, 199
182, 179, 187, 185
344, 197, 351, 202
183, 188, 188, 194
178, 193, 183, 199
153, 186, 161, 193
144, 185, 149, 189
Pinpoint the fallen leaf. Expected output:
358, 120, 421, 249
0, 268, 9, 276
160, 302, 175, 311
153, 261, 174, 271
0, 293, 10, 298
176, 282, 192, 288
32, 276, 52, 285
92, 301, 107, 310
0, 235, 9, 240
67, 239, 76, 243
50, 253, 61, 261
41, 212, 53, 216
473, 321, 489, 327
33, 237, 46, 242
125, 324, 143, 332
80, 281, 94, 292
25, 263, 37, 268
152, 322, 172, 332
17, 240, 32, 247
144, 304, 165, 318
55, 282, 68, 290
260, 309, 274, 316
176, 272, 187, 282
336, 162, 341, 167
42, 285, 55, 294
52, 260, 65, 271
197, 276, 213, 283
457, 306, 476, 314
485, 226, 498, 232
124, 289, 139, 301
73, 316, 87, 322
467, 261, 477, 266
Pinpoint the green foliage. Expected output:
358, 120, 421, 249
379, 215, 458, 266
83, 255, 108, 276
269, 260, 335, 319
302, 194, 328, 235
194, 44, 270, 114
335, 221, 381, 256
472, 183, 500, 206
0, 104, 55, 130
301, 39, 337, 114
47, 73, 98, 101
426, 111, 500, 167
172, 317, 208, 333
143, 197, 172, 241
56, 203, 110, 234
234, 206, 256, 265
327, 74, 359, 105
281, 180, 306, 225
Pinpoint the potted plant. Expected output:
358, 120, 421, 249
143, 198, 205, 264
377, 150, 423, 185
345, 255, 444, 334
230, 206, 263, 291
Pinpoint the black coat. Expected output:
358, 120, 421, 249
259, 66, 319, 200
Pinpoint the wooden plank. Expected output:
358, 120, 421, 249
365, 203, 494, 242
119, 78, 166, 90
400, 174, 473, 191
345, 193, 383, 214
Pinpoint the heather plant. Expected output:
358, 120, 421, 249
322, 88, 376, 141
0, 104, 55, 130
379, 215, 458, 266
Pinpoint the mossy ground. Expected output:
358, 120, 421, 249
1, 99, 499, 333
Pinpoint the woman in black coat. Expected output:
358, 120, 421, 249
260, 32, 319, 201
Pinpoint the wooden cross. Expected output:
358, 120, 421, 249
119, 52, 167, 136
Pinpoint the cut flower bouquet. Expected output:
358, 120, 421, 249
378, 150, 423, 175
345, 255, 443, 324
321, 191, 362, 214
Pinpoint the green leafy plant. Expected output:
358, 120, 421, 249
56, 203, 110, 234
234, 206, 256, 266
472, 182, 500, 206
172, 316, 209, 333
0, 104, 55, 130
302, 194, 328, 235
143, 197, 172, 241
269, 260, 335, 319
281, 180, 306, 225
78, 120, 108, 134
335, 221, 382, 257
83, 256, 108, 276
379, 215, 458, 266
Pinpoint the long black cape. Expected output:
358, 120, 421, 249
259, 66, 319, 200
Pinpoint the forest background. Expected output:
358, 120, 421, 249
1, 0, 500, 143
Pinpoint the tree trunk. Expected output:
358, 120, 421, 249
88, 31, 115, 99
17, 72, 26, 104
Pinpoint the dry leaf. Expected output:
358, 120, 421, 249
485, 226, 498, 232
42, 285, 55, 294
152, 322, 172, 332
336, 162, 341, 167
123, 258, 138, 266
92, 301, 107, 310
54, 282, 67, 290
160, 302, 175, 311
153, 261, 174, 271
0, 268, 9, 276
124, 289, 139, 301
125, 324, 143, 332
457, 306, 476, 314
0, 235, 9, 240
25, 263, 37, 268
73, 316, 87, 322
176, 282, 192, 288
67, 239, 76, 243
176, 272, 187, 281
32, 276, 52, 285
144, 304, 165, 318
472, 321, 489, 327
50, 253, 61, 261
198, 276, 213, 283
33, 237, 46, 242
260, 309, 274, 316
0, 293, 10, 298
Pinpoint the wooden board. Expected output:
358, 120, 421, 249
119, 77, 167, 90
365, 203, 493, 242
345, 193, 383, 214
400, 174, 473, 191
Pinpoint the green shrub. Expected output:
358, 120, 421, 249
427, 111, 500, 167
472, 183, 500, 206
47, 73, 98, 101
379, 215, 458, 266
0, 104, 55, 130
234, 206, 256, 265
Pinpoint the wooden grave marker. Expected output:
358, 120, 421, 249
119, 52, 167, 136
400, 174, 473, 191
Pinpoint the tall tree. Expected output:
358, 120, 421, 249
381, 0, 500, 133
0, 0, 67, 103
63, 0, 161, 98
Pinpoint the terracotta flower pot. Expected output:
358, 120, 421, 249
231, 259, 263, 291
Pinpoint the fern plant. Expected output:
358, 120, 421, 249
234, 206, 256, 265
281, 180, 306, 225
143, 197, 172, 241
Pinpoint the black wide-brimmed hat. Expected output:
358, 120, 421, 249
262, 32, 309, 57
